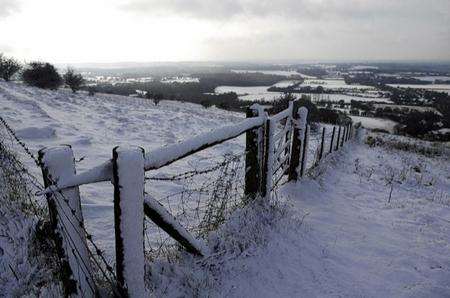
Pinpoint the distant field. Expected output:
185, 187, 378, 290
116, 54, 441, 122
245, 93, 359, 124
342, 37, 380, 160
214, 85, 283, 101
305, 93, 392, 103
297, 78, 375, 91
350, 116, 398, 133
387, 83, 450, 95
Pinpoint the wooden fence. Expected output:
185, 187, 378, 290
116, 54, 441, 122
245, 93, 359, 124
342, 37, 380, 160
37, 100, 358, 296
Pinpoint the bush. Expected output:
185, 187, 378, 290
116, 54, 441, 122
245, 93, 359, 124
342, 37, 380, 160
21, 62, 62, 90
87, 86, 95, 96
63, 68, 84, 93
200, 99, 212, 109
0, 54, 21, 81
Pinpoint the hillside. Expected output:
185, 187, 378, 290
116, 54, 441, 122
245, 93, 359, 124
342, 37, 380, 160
1, 81, 450, 297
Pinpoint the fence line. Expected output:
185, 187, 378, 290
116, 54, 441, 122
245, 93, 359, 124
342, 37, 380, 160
1, 100, 360, 296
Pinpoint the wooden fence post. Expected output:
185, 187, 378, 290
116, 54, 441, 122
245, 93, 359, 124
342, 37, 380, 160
38, 145, 96, 297
341, 126, 346, 147
112, 146, 145, 297
261, 117, 274, 197
335, 126, 341, 151
288, 100, 301, 181
245, 106, 262, 200
318, 126, 326, 162
329, 126, 336, 154
300, 124, 310, 177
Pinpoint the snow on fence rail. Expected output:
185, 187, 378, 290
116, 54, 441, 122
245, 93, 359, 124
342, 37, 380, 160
35, 100, 359, 296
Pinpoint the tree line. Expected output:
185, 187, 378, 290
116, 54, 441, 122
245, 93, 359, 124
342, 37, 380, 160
0, 53, 85, 92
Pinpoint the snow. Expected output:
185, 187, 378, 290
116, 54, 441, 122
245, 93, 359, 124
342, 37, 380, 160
299, 78, 375, 91
231, 69, 303, 77
0, 81, 246, 260
150, 133, 450, 297
40, 146, 95, 297
387, 84, 450, 95
412, 76, 450, 82
214, 85, 284, 102
2, 81, 450, 296
16, 126, 57, 140
350, 116, 398, 133
306, 93, 393, 103
144, 195, 209, 255
113, 147, 145, 297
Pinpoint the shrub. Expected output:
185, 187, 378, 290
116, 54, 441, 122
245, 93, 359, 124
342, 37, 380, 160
87, 86, 96, 96
21, 62, 62, 90
63, 68, 84, 93
0, 53, 21, 81
200, 99, 212, 109
145, 91, 163, 105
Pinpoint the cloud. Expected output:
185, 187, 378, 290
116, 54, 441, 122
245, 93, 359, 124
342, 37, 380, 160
0, 0, 19, 19
120, 0, 244, 20
120, 0, 450, 23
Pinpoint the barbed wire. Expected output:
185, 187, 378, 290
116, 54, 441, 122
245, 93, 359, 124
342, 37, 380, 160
0, 116, 118, 294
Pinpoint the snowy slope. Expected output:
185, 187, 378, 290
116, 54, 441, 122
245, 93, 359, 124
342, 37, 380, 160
2, 81, 450, 297
0, 81, 246, 260
154, 137, 450, 297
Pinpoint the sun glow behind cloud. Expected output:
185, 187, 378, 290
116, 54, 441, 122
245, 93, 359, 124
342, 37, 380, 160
0, 0, 215, 62
0, 0, 449, 63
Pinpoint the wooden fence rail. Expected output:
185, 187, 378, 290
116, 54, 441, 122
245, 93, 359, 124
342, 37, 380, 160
38, 100, 360, 296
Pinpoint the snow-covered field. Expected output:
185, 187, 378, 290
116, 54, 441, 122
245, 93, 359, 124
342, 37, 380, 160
350, 116, 398, 133
2, 81, 450, 297
387, 84, 450, 95
413, 76, 450, 83
298, 78, 374, 91
231, 69, 305, 77
306, 93, 392, 103
0, 81, 247, 260
214, 85, 284, 101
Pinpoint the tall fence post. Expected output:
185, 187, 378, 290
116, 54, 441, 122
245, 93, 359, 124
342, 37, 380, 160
300, 123, 310, 177
349, 124, 353, 140
38, 145, 96, 297
288, 100, 301, 181
318, 126, 326, 162
341, 125, 346, 147
112, 146, 146, 297
261, 117, 274, 197
335, 126, 341, 151
244, 106, 261, 200
329, 126, 336, 154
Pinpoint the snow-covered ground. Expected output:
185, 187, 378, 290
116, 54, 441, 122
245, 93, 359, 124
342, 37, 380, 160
307, 93, 392, 103
0, 81, 246, 261
298, 78, 375, 91
150, 134, 450, 297
350, 116, 398, 133
387, 84, 450, 95
2, 81, 450, 297
214, 85, 284, 101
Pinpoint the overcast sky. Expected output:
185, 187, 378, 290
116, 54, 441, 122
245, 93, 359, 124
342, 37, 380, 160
1, 0, 449, 63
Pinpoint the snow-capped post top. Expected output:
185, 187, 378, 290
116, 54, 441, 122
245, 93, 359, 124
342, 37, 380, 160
250, 103, 271, 118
